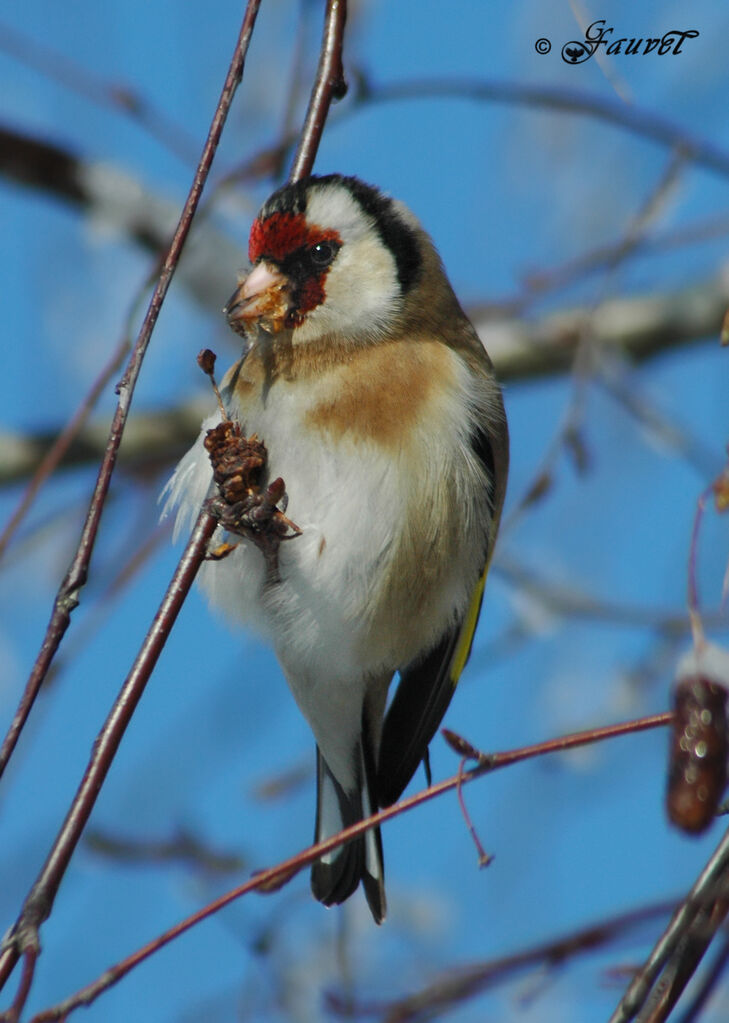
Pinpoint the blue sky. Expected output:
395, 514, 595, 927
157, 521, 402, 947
1, 2, 729, 1021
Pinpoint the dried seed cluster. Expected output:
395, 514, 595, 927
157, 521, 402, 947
204, 420, 267, 505
203, 420, 301, 582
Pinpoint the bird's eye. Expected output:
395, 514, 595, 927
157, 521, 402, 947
309, 240, 338, 267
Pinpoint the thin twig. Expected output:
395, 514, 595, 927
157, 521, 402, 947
84, 826, 246, 876
495, 557, 722, 635
510, 212, 729, 315
0, 283, 148, 562
217, 72, 729, 193
270, 0, 312, 182
502, 150, 687, 536
608, 825, 729, 1022
26, 711, 673, 1022
1, 1, 352, 1015
0, 1, 263, 1010
443, 713, 674, 772
2, 949, 37, 1023
455, 757, 492, 868
0, 403, 208, 487
0, 19, 198, 163
0, 1, 262, 785
675, 930, 729, 1022
357, 78, 729, 181
688, 487, 711, 649
0, 124, 244, 313
44, 519, 173, 692
329, 901, 678, 1021
288, 0, 347, 182
567, 0, 632, 104
595, 365, 719, 481
0, 508, 218, 1011
638, 891, 729, 1022
4, 260, 728, 491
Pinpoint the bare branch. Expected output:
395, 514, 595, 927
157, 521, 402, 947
0, 505, 217, 1012
0, 1, 263, 1010
477, 267, 729, 382
0, 20, 198, 163
24, 710, 673, 1022
0, 1, 351, 1015
608, 824, 729, 1022
0, 306, 137, 562
509, 213, 729, 315
673, 932, 729, 1022
1, 268, 726, 491
288, 0, 347, 182
0, 5, 262, 786
357, 77, 729, 181
329, 901, 678, 1021
0, 124, 243, 308
496, 558, 724, 636
84, 826, 246, 876
8, 67, 729, 314
0, 401, 209, 487
1, 15, 722, 1021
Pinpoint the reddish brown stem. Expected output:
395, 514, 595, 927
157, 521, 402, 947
445, 711, 674, 771
0, 0, 261, 784
1, 1, 352, 1016
0, 321, 133, 563
0, 0, 262, 1009
455, 757, 492, 867
288, 0, 347, 182
0, 509, 217, 997
1, 947, 38, 1023
26, 711, 672, 1021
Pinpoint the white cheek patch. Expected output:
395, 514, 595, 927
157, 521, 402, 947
295, 187, 402, 343
321, 234, 400, 333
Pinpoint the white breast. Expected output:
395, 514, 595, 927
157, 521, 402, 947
162, 345, 493, 782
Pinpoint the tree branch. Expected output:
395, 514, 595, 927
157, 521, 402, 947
0, 124, 243, 309
6, 70, 729, 313
0, 1, 263, 1012
608, 824, 729, 1022
288, 0, 347, 182
0, 20, 198, 163
357, 77, 729, 181
25, 711, 672, 1022
332, 901, 678, 1021
0, 1, 262, 783
476, 268, 729, 381
1, 268, 724, 491
0, 1, 351, 1016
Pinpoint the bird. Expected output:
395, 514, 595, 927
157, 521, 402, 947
164, 174, 509, 924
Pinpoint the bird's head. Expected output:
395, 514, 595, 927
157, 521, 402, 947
225, 175, 425, 348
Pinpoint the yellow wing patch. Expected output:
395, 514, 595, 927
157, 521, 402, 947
449, 565, 487, 684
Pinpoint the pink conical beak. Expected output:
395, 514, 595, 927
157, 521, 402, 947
225, 262, 291, 335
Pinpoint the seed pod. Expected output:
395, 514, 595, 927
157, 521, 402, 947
204, 422, 267, 502
667, 645, 729, 835
197, 348, 217, 377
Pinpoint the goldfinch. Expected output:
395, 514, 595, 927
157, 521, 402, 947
165, 174, 509, 923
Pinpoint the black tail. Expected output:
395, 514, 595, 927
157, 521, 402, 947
310, 732, 386, 923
